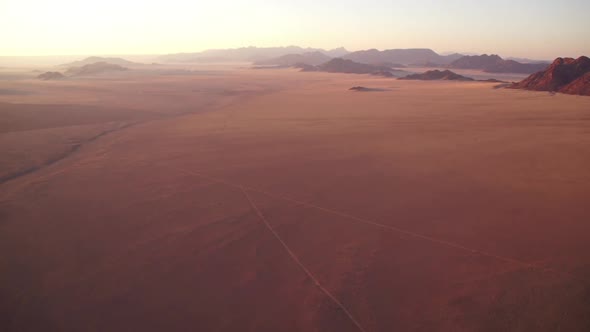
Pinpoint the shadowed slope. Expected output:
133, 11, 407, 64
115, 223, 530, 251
511, 56, 590, 95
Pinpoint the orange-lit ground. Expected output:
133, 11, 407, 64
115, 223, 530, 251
1, 68, 590, 331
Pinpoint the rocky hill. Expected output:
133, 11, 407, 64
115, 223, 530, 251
65, 62, 128, 76
450, 54, 503, 69
159, 46, 349, 63
560, 72, 590, 95
399, 70, 474, 81
449, 54, 548, 74
254, 52, 332, 66
511, 56, 590, 95
37, 72, 65, 80
62, 56, 143, 68
293, 58, 405, 77
316, 58, 401, 77
343, 49, 463, 66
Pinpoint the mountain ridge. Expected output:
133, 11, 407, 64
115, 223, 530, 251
511, 56, 590, 95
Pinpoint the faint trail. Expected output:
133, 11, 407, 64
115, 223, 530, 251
170, 166, 581, 281
239, 185, 368, 332
0, 122, 138, 186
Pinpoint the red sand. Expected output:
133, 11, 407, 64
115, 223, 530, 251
1, 68, 590, 331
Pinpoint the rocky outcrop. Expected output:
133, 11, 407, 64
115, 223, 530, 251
399, 70, 474, 81
318, 58, 381, 74
37, 72, 65, 80
65, 62, 128, 76
255, 52, 332, 66
62, 56, 142, 67
343, 48, 462, 66
449, 54, 548, 74
511, 56, 590, 95
560, 72, 590, 95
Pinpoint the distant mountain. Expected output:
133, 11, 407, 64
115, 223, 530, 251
316, 58, 394, 76
324, 47, 350, 58
37, 72, 65, 80
62, 56, 143, 68
485, 60, 548, 73
506, 57, 550, 64
399, 70, 474, 81
343, 49, 463, 66
294, 63, 319, 72
449, 54, 503, 69
294, 58, 405, 77
511, 56, 590, 96
449, 54, 549, 74
254, 52, 332, 66
159, 46, 349, 63
65, 62, 128, 76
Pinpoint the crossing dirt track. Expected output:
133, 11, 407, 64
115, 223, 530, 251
1, 68, 590, 331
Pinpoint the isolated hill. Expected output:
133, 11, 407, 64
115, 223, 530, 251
506, 56, 550, 64
295, 58, 407, 77
450, 54, 549, 74
159, 46, 349, 63
324, 47, 350, 58
511, 56, 590, 95
62, 56, 143, 68
317, 58, 394, 76
450, 54, 503, 69
343, 48, 463, 66
399, 70, 474, 81
485, 59, 548, 73
254, 52, 332, 66
65, 62, 128, 76
294, 63, 319, 72
349, 86, 387, 92
37, 72, 65, 80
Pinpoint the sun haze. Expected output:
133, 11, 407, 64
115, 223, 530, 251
1, 0, 589, 58
1, 1, 590, 332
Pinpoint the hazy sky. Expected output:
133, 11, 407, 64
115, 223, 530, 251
1, 0, 589, 59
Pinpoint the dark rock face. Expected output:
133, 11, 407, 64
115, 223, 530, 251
399, 70, 474, 81
511, 56, 590, 95
561, 72, 590, 95
37, 72, 65, 80
450, 54, 548, 74
65, 62, 128, 76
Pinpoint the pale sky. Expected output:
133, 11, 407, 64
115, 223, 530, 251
1, 0, 589, 59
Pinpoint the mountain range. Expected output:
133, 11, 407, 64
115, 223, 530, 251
341, 48, 464, 66
294, 58, 409, 77
158, 46, 557, 75
159, 46, 349, 63
449, 54, 549, 74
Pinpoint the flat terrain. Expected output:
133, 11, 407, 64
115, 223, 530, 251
1, 67, 590, 331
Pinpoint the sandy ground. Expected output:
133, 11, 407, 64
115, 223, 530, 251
1, 67, 590, 332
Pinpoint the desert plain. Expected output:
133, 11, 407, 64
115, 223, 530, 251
1, 65, 590, 331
